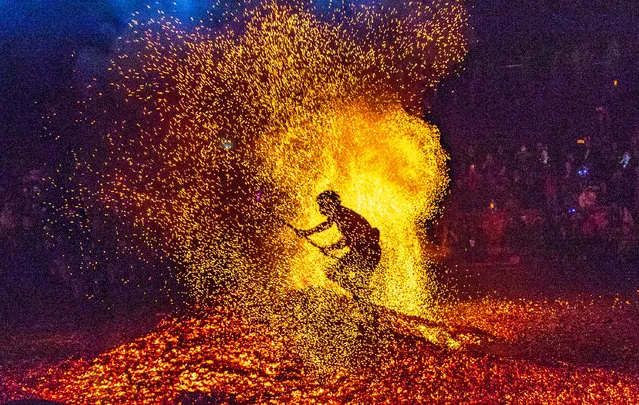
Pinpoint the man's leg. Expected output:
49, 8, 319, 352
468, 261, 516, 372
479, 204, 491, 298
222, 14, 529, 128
325, 259, 344, 286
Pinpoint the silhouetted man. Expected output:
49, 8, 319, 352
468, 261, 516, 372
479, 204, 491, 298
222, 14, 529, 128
296, 190, 381, 306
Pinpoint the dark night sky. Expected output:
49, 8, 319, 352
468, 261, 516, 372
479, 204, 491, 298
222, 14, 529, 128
0, 1, 210, 159
1, 0, 638, 165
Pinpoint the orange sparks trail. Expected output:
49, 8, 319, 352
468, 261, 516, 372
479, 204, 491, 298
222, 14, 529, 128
44, 0, 470, 317
46, 0, 468, 340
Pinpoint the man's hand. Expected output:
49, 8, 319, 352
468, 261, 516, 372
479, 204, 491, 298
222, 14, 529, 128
320, 245, 338, 256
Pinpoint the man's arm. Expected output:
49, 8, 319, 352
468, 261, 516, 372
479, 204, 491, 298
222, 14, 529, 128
297, 219, 332, 237
325, 237, 347, 251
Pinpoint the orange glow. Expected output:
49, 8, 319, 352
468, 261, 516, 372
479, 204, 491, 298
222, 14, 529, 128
47, 1, 469, 316
2, 297, 638, 404
42, 0, 472, 389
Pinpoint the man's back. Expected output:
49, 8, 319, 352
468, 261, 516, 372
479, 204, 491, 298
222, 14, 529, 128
332, 205, 378, 249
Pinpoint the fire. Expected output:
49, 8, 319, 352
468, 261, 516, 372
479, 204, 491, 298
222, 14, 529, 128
15, 2, 637, 403
42, 0, 472, 387
48, 1, 467, 315
264, 104, 449, 315
3, 297, 638, 404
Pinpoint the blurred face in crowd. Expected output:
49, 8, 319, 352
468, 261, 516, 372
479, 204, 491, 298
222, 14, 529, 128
467, 145, 475, 157
596, 106, 607, 121
611, 142, 619, 153
541, 149, 549, 164
486, 154, 494, 164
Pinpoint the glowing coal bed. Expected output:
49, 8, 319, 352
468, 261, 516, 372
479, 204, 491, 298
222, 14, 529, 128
2, 294, 637, 404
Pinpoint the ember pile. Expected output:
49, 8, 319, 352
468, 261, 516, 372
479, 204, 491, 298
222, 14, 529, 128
2, 295, 638, 404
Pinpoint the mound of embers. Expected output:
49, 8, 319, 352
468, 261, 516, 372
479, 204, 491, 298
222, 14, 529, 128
2, 298, 639, 404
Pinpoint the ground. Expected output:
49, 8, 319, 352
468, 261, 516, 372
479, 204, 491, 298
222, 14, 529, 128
1, 258, 638, 404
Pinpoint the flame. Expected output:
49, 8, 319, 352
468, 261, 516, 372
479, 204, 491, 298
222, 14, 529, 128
49, 0, 466, 314
263, 104, 449, 316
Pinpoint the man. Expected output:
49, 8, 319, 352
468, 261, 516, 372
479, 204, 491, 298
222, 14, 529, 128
295, 190, 381, 306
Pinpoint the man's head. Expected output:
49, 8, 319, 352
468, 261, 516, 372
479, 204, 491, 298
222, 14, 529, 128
316, 190, 340, 216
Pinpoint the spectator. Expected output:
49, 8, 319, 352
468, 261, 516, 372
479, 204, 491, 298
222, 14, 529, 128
634, 166, 639, 217
463, 163, 482, 211
559, 160, 578, 212
541, 157, 559, 219
616, 208, 637, 258
578, 185, 598, 209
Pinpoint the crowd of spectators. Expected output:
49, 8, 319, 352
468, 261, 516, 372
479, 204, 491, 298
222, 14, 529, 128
433, 112, 639, 265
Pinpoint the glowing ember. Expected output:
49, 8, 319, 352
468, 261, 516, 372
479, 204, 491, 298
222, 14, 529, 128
2, 296, 638, 404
